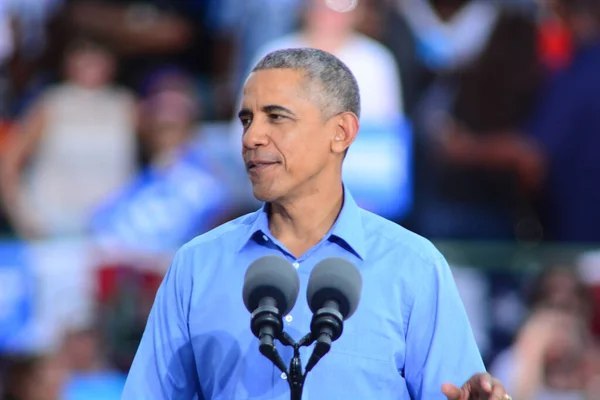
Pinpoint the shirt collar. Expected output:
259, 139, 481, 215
238, 185, 366, 260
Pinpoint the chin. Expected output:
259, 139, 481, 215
252, 189, 277, 203
251, 184, 283, 203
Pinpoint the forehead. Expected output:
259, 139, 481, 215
241, 69, 313, 107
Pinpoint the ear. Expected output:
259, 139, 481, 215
330, 112, 359, 155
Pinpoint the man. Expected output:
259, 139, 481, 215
122, 48, 509, 399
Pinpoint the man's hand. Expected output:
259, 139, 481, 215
442, 373, 510, 399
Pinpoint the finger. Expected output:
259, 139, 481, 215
479, 373, 493, 393
441, 383, 462, 399
490, 378, 507, 400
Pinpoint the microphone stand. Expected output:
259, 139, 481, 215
253, 313, 334, 399
279, 332, 315, 400
251, 306, 324, 399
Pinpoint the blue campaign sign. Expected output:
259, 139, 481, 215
342, 115, 413, 221
0, 241, 33, 352
91, 141, 232, 252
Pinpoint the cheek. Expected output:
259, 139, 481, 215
273, 123, 329, 173
285, 142, 327, 180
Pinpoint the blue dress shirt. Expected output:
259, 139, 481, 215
122, 187, 485, 399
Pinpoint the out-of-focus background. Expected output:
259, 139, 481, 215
0, 0, 599, 399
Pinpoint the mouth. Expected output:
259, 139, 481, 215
246, 160, 279, 174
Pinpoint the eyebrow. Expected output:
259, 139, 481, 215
262, 105, 296, 117
237, 104, 297, 120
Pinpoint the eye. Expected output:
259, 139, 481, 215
268, 114, 286, 123
240, 117, 252, 129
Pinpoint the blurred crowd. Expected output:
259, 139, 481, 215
0, 0, 599, 399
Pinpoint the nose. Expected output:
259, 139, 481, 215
242, 120, 269, 150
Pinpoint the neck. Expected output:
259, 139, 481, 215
268, 181, 344, 257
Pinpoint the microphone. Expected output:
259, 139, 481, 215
305, 257, 362, 372
243, 255, 300, 373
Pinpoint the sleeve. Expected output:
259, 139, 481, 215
404, 253, 486, 399
121, 248, 199, 399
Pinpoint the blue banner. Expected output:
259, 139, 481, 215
342, 115, 413, 221
90, 141, 232, 252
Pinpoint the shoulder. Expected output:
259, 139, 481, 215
359, 208, 446, 270
177, 210, 259, 256
156, 211, 259, 296
350, 34, 397, 65
30, 84, 74, 116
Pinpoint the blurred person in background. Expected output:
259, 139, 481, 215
89, 66, 242, 252
241, 0, 404, 129
526, 267, 594, 317
4, 0, 66, 116
376, 0, 513, 118
526, 0, 600, 243
63, 0, 240, 120
412, 7, 544, 241
0, 36, 138, 240
63, 0, 196, 88
399, 0, 501, 72
0, 354, 67, 400
137, 67, 200, 170
492, 309, 591, 400
490, 267, 599, 400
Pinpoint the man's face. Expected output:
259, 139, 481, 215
239, 69, 336, 203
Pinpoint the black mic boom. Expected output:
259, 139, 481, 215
305, 257, 362, 372
243, 255, 300, 372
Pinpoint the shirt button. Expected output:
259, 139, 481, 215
280, 372, 287, 380
262, 235, 269, 242
292, 262, 299, 269
285, 315, 293, 323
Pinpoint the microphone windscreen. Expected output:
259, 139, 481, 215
243, 255, 300, 316
307, 258, 362, 319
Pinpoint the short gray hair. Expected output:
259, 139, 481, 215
252, 48, 361, 120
